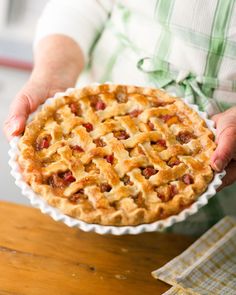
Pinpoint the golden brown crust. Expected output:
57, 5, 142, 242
18, 84, 215, 225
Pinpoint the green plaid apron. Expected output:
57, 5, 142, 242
135, 0, 236, 235
84, 0, 236, 235
137, 0, 236, 114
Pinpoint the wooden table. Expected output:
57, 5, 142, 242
0, 201, 195, 295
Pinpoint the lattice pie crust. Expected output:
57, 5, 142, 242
18, 84, 215, 225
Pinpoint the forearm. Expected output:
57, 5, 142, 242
30, 34, 85, 89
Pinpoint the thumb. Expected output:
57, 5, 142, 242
217, 161, 236, 191
3, 87, 42, 141
211, 111, 236, 171
4, 80, 68, 141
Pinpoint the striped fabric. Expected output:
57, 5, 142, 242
137, 0, 236, 115
35, 0, 236, 235
152, 216, 236, 295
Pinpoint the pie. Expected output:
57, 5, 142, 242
18, 84, 215, 226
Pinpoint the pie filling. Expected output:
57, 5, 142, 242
18, 84, 215, 225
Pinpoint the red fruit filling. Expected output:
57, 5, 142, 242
93, 138, 106, 147
182, 174, 194, 184
35, 135, 51, 151
129, 109, 142, 118
113, 130, 129, 140
142, 167, 158, 179
105, 154, 114, 164
83, 123, 93, 132
176, 131, 195, 144
95, 100, 106, 110
69, 103, 81, 116
72, 145, 84, 152
100, 183, 112, 192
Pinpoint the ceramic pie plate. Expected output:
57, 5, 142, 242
8, 83, 225, 235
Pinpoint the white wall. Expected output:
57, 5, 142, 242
0, 0, 48, 62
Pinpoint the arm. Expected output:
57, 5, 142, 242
4, 0, 114, 140
4, 34, 84, 140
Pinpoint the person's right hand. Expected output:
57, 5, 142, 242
3, 34, 85, 141
3, 77, 67, 141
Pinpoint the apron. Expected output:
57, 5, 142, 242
82, 0, 236, 235
138, 0, 236, 235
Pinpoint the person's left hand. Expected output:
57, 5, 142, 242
211, 106, 236, 190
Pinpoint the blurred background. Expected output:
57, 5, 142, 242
0, 0, 48, 205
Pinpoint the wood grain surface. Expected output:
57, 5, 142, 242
0, 201, 195, 295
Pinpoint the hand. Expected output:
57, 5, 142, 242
3, 77, 67, 141
3, 34, 84, 141
210, 106, 236, 190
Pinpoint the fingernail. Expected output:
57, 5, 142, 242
9, 120, 20, 135
214, 159, 224, 171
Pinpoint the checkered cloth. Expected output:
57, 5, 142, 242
152, 216, 236, 294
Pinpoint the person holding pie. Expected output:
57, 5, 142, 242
4, 0, 236, 235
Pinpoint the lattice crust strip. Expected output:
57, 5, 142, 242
18, 84, 215, 225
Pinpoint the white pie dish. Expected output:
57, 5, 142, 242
8, 84, 225, 235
